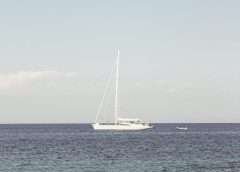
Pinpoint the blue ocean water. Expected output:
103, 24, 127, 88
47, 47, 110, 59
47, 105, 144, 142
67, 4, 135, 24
0, 124, 240, 172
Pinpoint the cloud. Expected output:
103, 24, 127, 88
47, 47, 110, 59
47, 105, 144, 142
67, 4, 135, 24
0, 70, 77, 90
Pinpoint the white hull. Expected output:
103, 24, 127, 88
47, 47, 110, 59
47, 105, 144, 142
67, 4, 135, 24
92, 123, 152, 131
176, 127, 188, 130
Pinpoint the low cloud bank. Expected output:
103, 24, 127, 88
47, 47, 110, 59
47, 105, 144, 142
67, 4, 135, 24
0, 70, 77, 90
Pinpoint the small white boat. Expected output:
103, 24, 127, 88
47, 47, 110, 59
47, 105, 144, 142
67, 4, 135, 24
176, 127, 188, 131
92, 49, 152, 131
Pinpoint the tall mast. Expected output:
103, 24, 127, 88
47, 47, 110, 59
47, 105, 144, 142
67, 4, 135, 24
114, 49, 120, 124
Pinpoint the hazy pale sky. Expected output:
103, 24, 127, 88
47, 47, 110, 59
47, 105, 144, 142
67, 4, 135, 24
0, 0, 240, 123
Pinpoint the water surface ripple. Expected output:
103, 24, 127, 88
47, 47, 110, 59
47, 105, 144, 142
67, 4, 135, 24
0, 124, 240, 172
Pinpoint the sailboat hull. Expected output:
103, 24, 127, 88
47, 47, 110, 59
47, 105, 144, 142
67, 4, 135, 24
92, 123, 152, 131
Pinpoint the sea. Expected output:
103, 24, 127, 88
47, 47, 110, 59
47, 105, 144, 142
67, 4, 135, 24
0, 123, 240, 172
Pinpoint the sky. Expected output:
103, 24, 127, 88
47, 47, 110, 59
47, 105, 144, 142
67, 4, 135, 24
0, 0, 240, 123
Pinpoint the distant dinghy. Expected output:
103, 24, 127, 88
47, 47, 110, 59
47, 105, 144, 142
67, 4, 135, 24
92, 49, 152, 131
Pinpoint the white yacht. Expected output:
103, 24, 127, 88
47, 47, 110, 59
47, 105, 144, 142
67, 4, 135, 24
92, 49, 152, 131
176, 127, 188, 131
